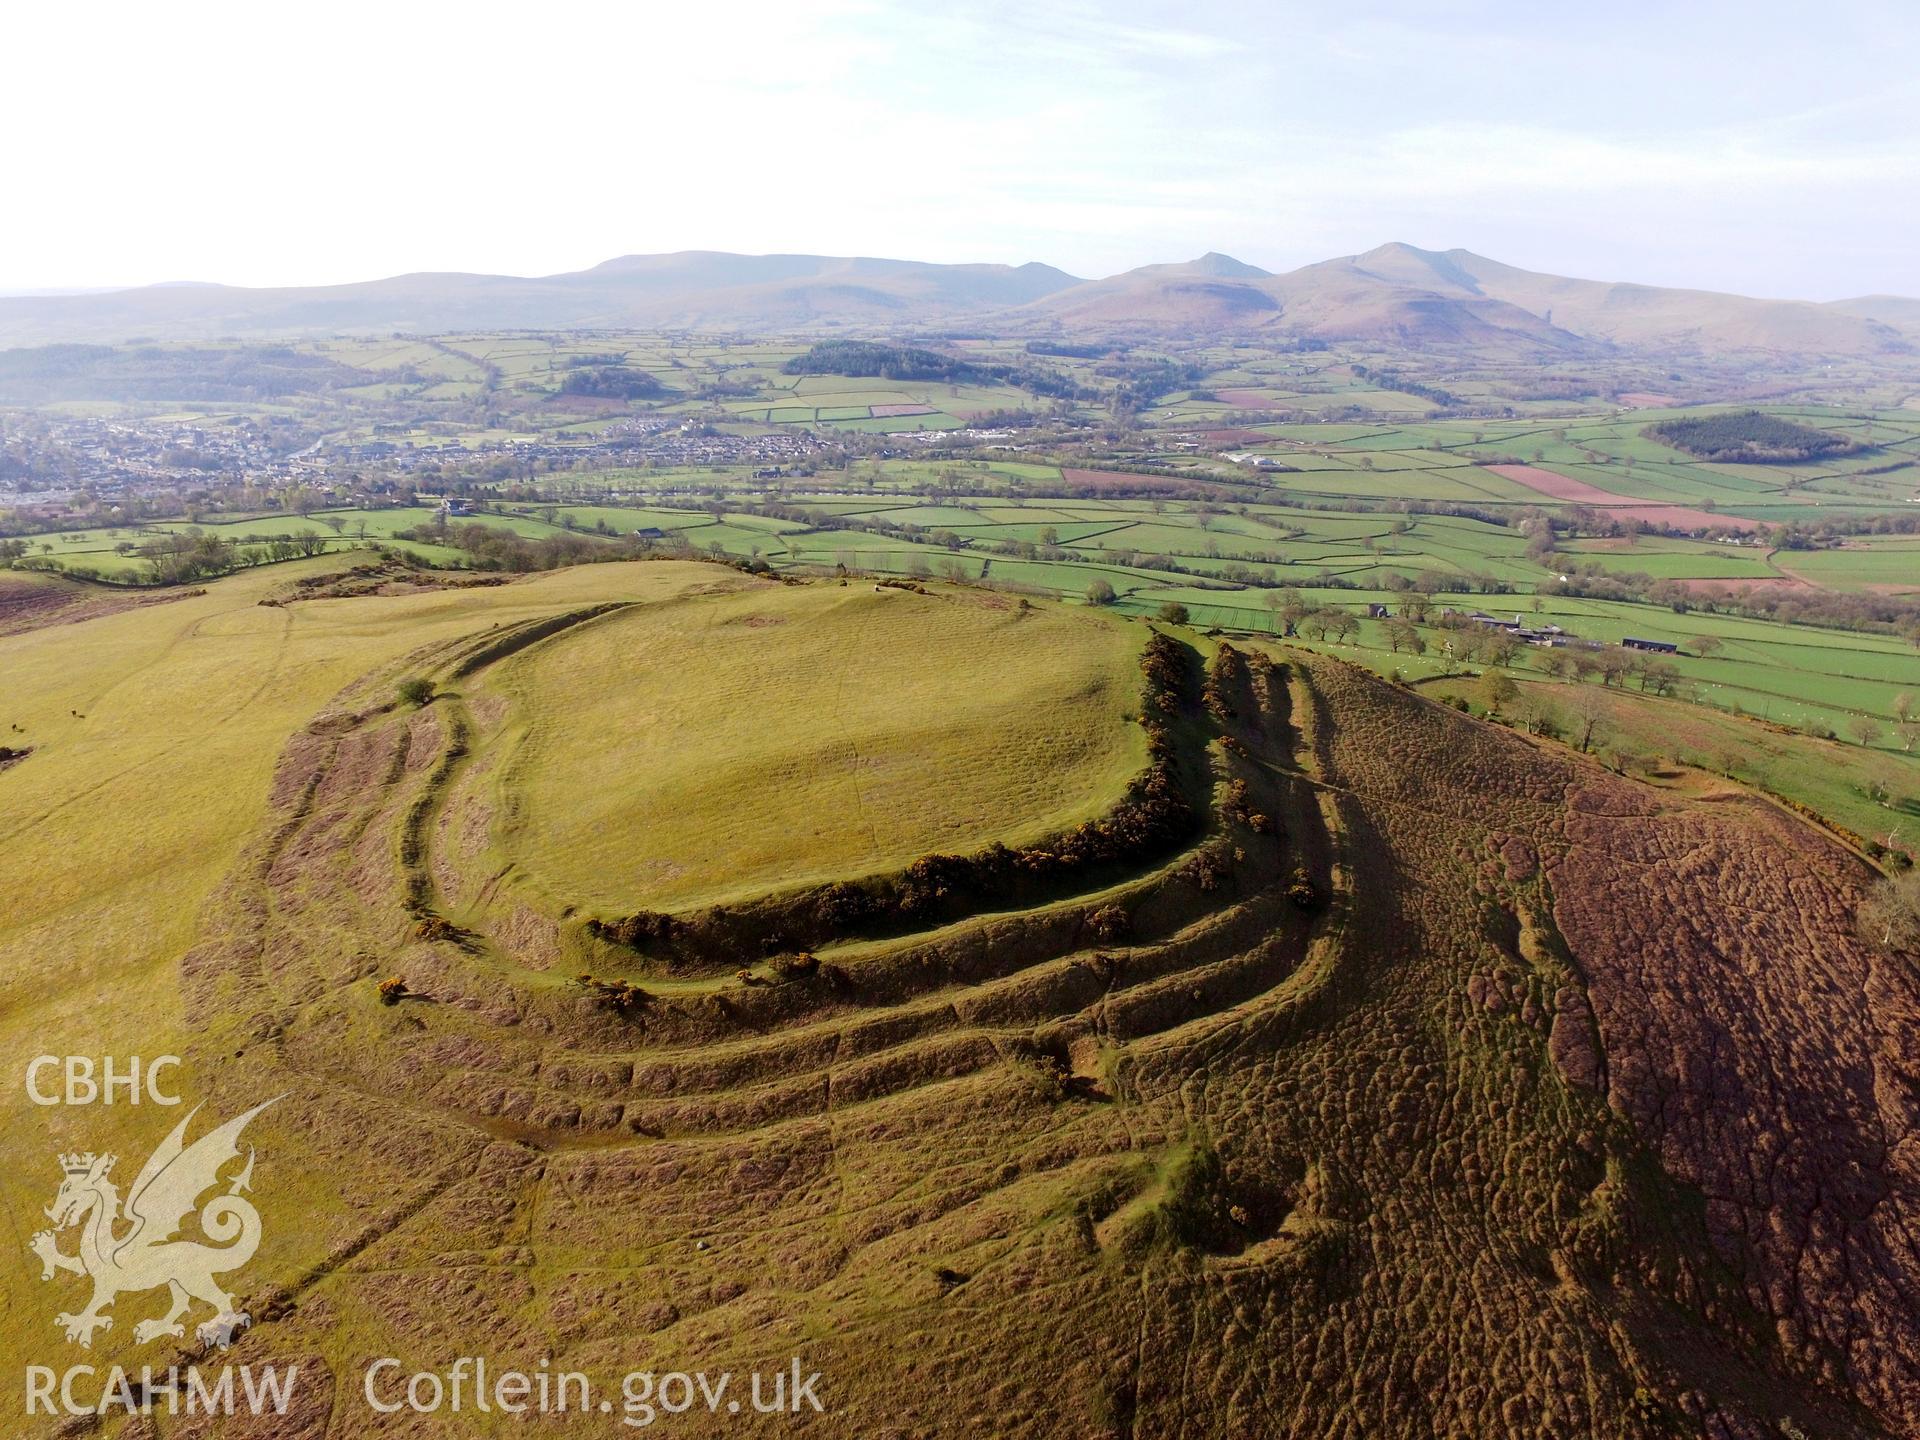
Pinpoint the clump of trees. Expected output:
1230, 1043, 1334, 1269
782, 339, 1087, 401
1024, 340, 1113, 360
1478, 670, 1519, 715
1097, 357, 1207, 418
1297, 607, 1359, 643
1383, 617, 1426, 654
132, 527, 331, 583
1645, 411, 1859, 463
393, 519, 631, 571
784, 341, 983, 384
559, 365, 666, 400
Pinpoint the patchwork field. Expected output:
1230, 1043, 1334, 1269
8, 332, 1920, 1436
1483, 461, 1763, 530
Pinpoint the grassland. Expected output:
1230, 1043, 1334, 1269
10, 311, 1920, 1434
3, 550, 1910, 1436
15, 421, 1918, 857
485, 582, 1145, 912
0, 558, 745, 1331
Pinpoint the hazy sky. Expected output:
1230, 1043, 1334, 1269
8, 1, 1918, 298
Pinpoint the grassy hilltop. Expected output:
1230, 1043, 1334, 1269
486, 583, 1144, 913
2, 552, 1915, 1437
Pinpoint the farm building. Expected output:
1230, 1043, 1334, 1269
1622, 637, 1679, 654
1223, 451, 1282, 469
632, 527, 667, 540
1447, 608, 1579, 646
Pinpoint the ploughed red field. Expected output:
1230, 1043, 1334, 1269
1485, 463, 1761, 532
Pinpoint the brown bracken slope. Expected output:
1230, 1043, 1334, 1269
160, 604, 1917, 1438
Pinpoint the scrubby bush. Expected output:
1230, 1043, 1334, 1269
410, 915, 458, 942
396, 676, 435, 708
588, 911, 677, 947
1179, 841, 1235, 893
813, 882, 882, 930
1205, 643, 1249, 721
1141, 632, 1197, 714
1157, 1141, 1238, 1250
1286, 869, 1323, 909
573, 973, 653, 1014
1859, 870, 1920, 953
770, 952, 819, 981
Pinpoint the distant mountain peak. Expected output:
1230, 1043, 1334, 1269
1349, 242, 1488, 296
1187, 252, 1272, 279
1360, 240, 1451, 262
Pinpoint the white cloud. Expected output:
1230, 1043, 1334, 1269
1, 0, 1915, 297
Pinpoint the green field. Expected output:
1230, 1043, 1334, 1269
485, 581, 1146, 912
15, 473, 1919, 791
1, 535, 1912, 1435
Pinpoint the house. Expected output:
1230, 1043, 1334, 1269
632, 527, 667, 541
1622, 637, 1678, 654
1366, 603, 1390, 618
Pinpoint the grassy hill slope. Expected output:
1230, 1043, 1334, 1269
487, 582, 1145, 912
2, 560, 1914, 1437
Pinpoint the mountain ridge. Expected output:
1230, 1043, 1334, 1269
1, 245, 1913, 357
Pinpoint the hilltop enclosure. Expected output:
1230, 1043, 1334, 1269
483, 582, 1147, 912
1, 553, 1915, 1437
6, 242, 1920, 1439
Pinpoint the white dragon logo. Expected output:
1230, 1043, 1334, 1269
29, 1099, 275, 1350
